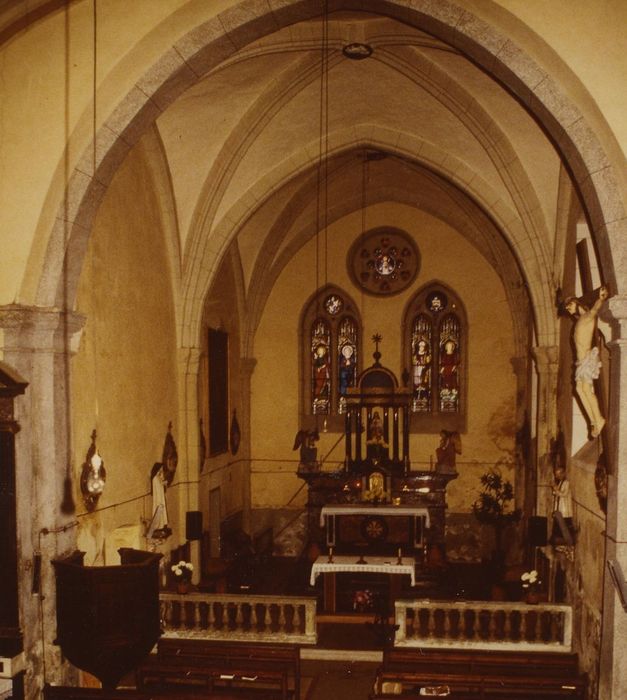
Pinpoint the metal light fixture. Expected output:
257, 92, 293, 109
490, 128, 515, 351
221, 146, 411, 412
80, 429, 106, 510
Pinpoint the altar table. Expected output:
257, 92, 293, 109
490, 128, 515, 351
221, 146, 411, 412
319, 504, 430, 550
310, 554, 417, 613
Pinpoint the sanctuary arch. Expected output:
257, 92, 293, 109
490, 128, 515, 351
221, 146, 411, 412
1, 3, 626, 700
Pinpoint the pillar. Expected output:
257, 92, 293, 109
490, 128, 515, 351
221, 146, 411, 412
598, 295, 627, 700
0, 304, 85, 699
238, 357, 257, 534
531, 346, 559, 518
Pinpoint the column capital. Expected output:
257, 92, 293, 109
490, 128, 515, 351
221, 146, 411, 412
0, 304, 86, 355
531, 345, 559, 368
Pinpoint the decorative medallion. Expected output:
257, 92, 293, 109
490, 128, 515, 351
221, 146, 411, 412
348, 228, 420, 296
361, 515, 389, 542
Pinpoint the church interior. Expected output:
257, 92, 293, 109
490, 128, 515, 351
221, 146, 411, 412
1, 2, 626, 699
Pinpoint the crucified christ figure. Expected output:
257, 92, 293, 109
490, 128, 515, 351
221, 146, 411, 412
564, 285, 608, 438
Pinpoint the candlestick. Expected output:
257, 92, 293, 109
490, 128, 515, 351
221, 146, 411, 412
397, 547, 402, 564
328, 547, 334, 563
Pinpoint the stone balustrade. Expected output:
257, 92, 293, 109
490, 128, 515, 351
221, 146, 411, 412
394, 599, 572, 652
160, 592, 318, 645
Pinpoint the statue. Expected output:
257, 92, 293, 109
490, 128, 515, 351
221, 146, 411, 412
435, 429, 461, 473
550, 465, 575, 545
293, 429, 319, 469
148, 462, 171, 539
564, 285, 608, 438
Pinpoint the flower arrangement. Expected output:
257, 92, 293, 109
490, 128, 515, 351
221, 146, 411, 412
353, 589, 374, 612
521, 569, 540, 592
171, 560, 193, 582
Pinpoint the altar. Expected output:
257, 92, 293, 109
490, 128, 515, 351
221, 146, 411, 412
299, 347, 458, 613
310, 554, 417, 613
320, 504, 430, 553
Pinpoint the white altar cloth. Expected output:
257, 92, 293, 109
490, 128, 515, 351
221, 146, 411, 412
309, 554, 417, 586
319, 504, 431, 528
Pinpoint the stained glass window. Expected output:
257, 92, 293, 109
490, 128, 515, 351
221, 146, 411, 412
411, 315, 432, 412
302, 287, 362, 419
439, 314, 460, 412
338, 317, 358, 399
405, 285, 465, 425
311, 319, 331, 414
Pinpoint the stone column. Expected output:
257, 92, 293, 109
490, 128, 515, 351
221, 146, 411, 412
510, 355, 531, 514
238, 358, 257, 534
177, 346, 202, 580
0, 304, 85, 699
598, 294, 627, 700
531, 346, 559, 517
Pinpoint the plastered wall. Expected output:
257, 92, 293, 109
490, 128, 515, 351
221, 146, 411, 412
71, 141, 179, 564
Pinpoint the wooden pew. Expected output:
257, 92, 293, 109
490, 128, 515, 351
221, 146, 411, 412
44, 684, 267, 700
371, 648, 586, 699
382, 647, 581, 677
136, 656, 288, 699
155, 638, 300, 700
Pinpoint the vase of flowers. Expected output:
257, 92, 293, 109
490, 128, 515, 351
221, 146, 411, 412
171, 560, 193, 594
521, 569, 540, 603
353, 589, 374, 612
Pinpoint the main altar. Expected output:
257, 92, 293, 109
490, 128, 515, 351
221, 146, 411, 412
298, 345, 457, 613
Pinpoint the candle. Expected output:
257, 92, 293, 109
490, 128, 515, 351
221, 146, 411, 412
397, 547, 402, 561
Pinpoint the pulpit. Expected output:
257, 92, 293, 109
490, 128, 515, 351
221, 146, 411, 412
53, 548, 162, 688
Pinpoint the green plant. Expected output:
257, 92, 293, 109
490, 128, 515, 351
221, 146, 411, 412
472, 466, 520, 557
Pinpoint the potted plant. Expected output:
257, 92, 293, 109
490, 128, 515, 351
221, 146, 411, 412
472, 466, 520, 572
521, 568, 541, 604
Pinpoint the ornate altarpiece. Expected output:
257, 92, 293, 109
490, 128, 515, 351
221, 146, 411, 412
298, 347, 457, 560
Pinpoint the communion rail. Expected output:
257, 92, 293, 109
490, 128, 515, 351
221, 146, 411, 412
394, 600, 573, 652
160, 592, 317, 645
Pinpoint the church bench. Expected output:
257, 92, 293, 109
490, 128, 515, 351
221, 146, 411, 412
156, 639, 300, 699
136, 655, 288, 699
381, 647, 581, 678
44, 684, 266, 700
371, 669, 586, 699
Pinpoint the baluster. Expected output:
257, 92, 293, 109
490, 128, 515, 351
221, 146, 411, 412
488, 608, 497, 641
235, 602, 244, 631
472, 609, 481, 639
278, 603, 287, 633
427, 607, 436, 638
207, 600, 215, 631
159, 599, 169, 631
503, 609, 512, 642
549, 610, 559, 643
194, 601, 201, 631
524, 609, 537, 641
293, 603, 302, 634
443, 606, 452, 641
258, 603, 267, 632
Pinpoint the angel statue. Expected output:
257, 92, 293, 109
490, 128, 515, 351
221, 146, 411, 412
435, 429, 461, 473
293, 429, 320, 470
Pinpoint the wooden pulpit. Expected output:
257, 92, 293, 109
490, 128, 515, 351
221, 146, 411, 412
53, 547, 162, 688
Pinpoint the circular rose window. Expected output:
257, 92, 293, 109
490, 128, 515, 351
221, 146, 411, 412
348, 228, 420, 296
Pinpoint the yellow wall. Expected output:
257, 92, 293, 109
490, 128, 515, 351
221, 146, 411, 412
71, 140, 179, 564
198, 249, 245, 528
251, 203, 517, 512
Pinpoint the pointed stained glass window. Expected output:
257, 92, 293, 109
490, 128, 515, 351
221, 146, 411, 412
438, 314, 460, 412
411, 315, 432, 412
311, 319, 331, 414
338, 317, 358, 402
